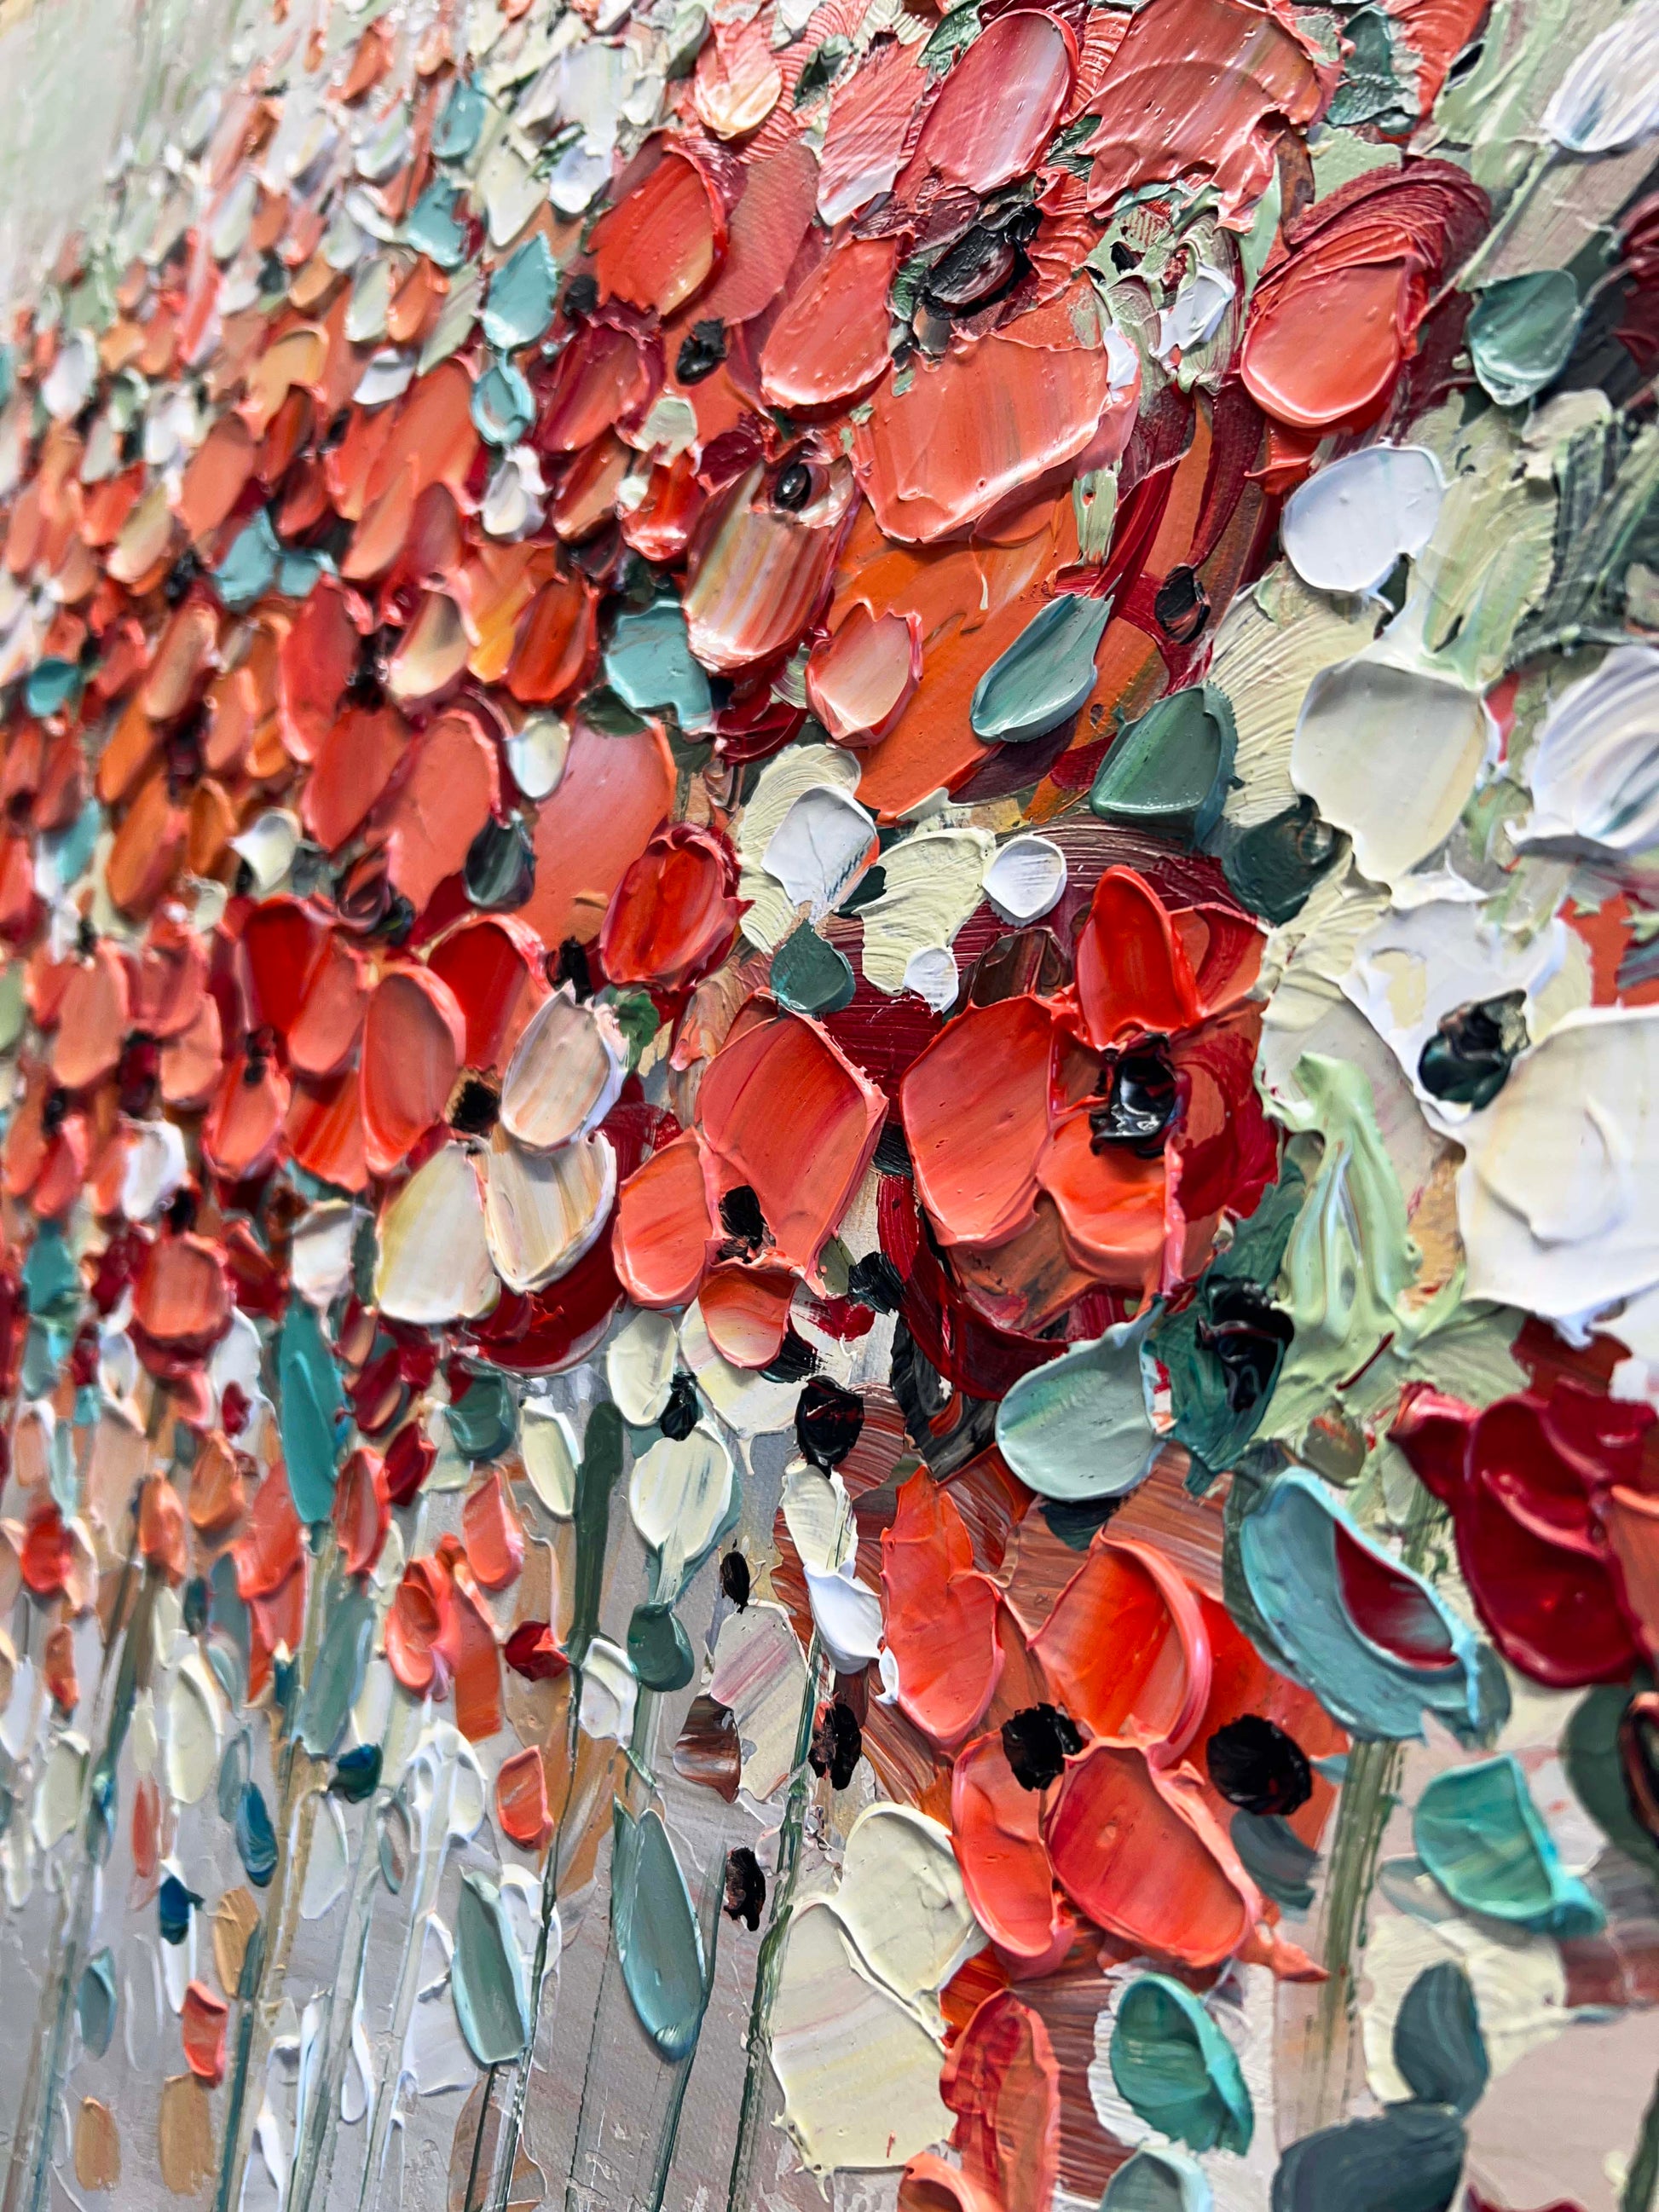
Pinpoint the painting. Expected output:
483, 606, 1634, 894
0, 0, 1657, 2207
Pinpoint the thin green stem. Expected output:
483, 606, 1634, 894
724, 1636, 824, 2212
1622, 2066, 1659, 2212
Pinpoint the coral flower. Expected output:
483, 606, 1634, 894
899, 866, 1276, 1331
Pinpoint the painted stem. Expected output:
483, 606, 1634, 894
724, 1634, 826, 2212
1622, 2065, 1659, 2212
4, 1559, 153, 2212
490, 1404, 623, 2212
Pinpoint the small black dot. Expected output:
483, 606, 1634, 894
795, 1377, 864, 1470
1153, 564, 1210, 645
808, 1700, 863, 1789
660, 1371, 701, 1441
554, 938, 592, 999
676, 319, 727, 384
720, 1550, 751, 1610
448, 1075, 500, 1137
774, 461, 812, 511
1206, 1714, 1313, 1816
724, 1845, 766, 1930
1001, 1704, 1084, 1792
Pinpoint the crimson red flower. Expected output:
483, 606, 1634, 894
1392, 1377, 1659, 1689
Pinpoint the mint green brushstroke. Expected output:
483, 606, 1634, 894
1413, 1754, 1603, 1935
454, 1874, 534, 2066
612, 1807, 708, 2062
278, 1297, 346, 1525
1469, 270, 1581, 407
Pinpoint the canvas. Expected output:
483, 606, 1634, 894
0, 0, 1656, 2209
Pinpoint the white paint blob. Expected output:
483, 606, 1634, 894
984, 834, 1066, 923
1282, 446, 1444, 596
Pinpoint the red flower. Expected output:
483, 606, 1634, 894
610, 1002, 885, 1366
598, 823, 743, 993
899, 867, 1275, 1331
1240, 159, 1488, 445
1392, 1376, 1659, 1688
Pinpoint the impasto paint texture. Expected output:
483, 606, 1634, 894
5, 0, 1659, 2206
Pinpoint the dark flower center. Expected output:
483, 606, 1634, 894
809, 1700, 863, 1789
1206, 1712, 1313, 1816
1195, 1279, 1295, 1415
1002, 1702, 1084, 1791
1418, 991, 1529, 1110
1089, 1042, 1179, 1156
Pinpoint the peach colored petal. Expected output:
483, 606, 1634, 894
361, 968, 466, 1175
1030, 1534, 1211, 1760
902, 996, 1055, 1250
612, 1131, 716, 1308
1044, 1741, 1259, 1966
698, 1009, 886, 1274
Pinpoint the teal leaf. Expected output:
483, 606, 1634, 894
1391, 1961, 1488, 2116
236, 1783, 277, 1888
1089, 682, 1237, 847
1230, 1810, 1317, 1911
1413, 1753, 1604, 1935
604, 598, 714, 730
1102, 2147, 1212, 2212
1564, 1675, 1659, 1877
1110, 1973, 1253, 2155
613, 1806, 707, 2061
24, 658, 82, 717
1469, 271, 1581, 408
453, 1872, 532, 2066
570, 1403, 624, 1668
214, 509, 281, 609
771, 921, 857, 1014
1270, 2105, 1465, 2212
993, 1310, 1158, 1502
405, 181, 468, 270
278, 1296, 346, 1525
434, 75, 487, 160
296, 1585, 375, 1759
471, 360, 535, 447
483, 234, 559, 351
627, 1600, 696, 1690
447, 1367, 516, 1461
77, 1950, 118, 2058
970, 592, 1112, 746
1220, 796, 1341, 924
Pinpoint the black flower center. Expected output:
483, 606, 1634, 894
1089, 1042, 1179, 1156
1205, 1713, 1313, 1816
1002, 1703, 1084, 1791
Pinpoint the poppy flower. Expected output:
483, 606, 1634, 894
611, 1002, 886, 1366
899, 867, 1275, 1328
1393, 1377, 1659, 1689
892, 1508, 1315, 1984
